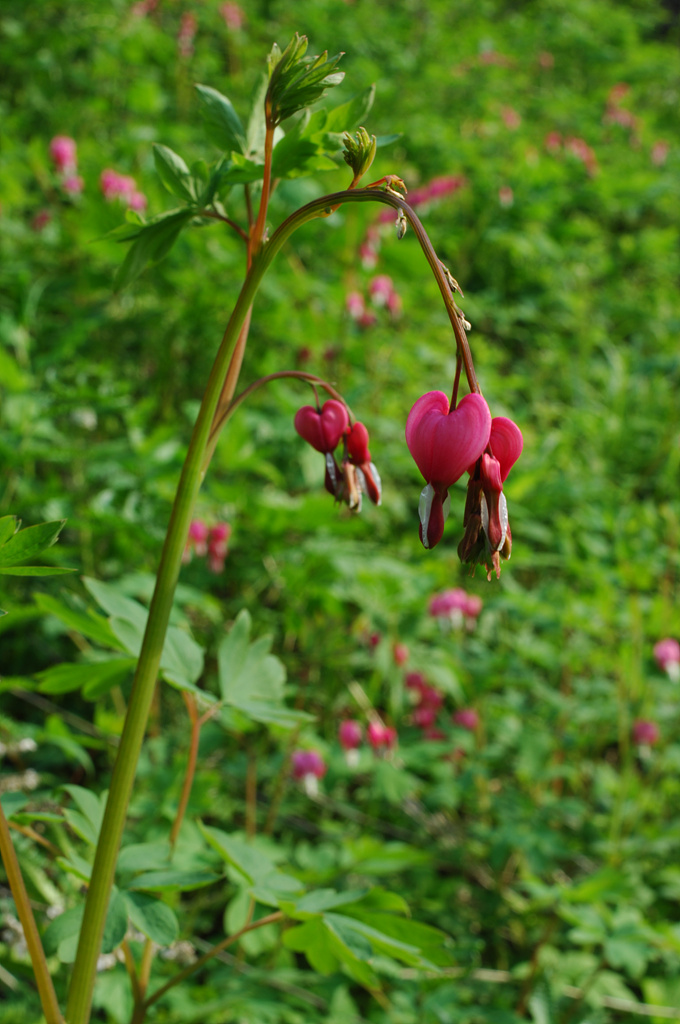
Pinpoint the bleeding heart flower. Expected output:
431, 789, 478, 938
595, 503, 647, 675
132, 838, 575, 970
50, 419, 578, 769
294, 400, 349, 454
346, 420, 381, 506
405, 391, 491, 548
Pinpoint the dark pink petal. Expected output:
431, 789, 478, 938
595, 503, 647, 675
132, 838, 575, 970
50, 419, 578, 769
294, 400, 349, 454
489, 417, 523, 482
347, 421, 371, 463
406, 392, 491, 487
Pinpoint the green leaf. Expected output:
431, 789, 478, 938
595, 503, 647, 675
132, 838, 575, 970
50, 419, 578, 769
62, 785, 106, 845
283, 918, 340, 975
36, 658, 135, 697
33, 593, 122, 650
0, 793, 28, 820
114, 209, 194, 291
117, 842, 171, 877
44, 889, 127, 963
218, 610, 285, 704
338, 910, 449, 966
271, 122, 337, 179
124, 891, 179, 946
128, 869, 220, 893
153, 144, 196, 202
0, 520, 65, 567
282, 888, 369, 920
195, 84, 246, 154
82, 577, 148, 626
0, 516, 18, 545
83, 578, 204, 688
198, 825, 277, 884
101, 889, 129, 955
0, 565, 76, 576
245, 73, 268, 157
324, 85, 376, 133
43, 905, 83, 963
56, 853, 93, 883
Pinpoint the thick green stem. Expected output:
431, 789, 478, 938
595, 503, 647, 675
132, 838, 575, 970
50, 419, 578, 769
0, 803, 63, 1024
65, 260, 267, 1024
65, 185, 467, 1024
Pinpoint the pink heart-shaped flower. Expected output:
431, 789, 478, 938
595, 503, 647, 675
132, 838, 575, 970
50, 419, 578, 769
489, 417, 523, 482
406, 391, 491, 486
294, 400, 349, 454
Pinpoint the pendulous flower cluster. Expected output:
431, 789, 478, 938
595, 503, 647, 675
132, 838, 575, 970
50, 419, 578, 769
294, 400, 381, 512
405, 389, 522, 579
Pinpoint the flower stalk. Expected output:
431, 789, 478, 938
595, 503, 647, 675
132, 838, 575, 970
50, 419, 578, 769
63, 183, 478, 1024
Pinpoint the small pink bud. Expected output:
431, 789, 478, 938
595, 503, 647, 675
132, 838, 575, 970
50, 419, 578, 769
367, 721, 397, 750
393, 643, 409, 666
405, 671, 426, 694
419, 686, 444, 711
654, 638, 680, 681
453, 708, 479, 731
31, 210, 52, 232
368, 631, 381, 650
651, 140, 669, 166
369, 275, 395, 307
499, 186, 514, 207
632, 719, 659, 746
339, 720, 362, 750
128, 191, 148, 212
50, 136, 77, 173
501, 107, 521, 130
413, 706, 437, 729
62, 175, 84, 195
220, 1, 245, 31
292, 749, 326, 779
188, 519, 209, 556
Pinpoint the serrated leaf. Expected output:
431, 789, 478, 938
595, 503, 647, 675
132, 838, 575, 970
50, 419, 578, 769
36, 658, 135, 696
124, 891, 179, 946
153, 144, 196, 202
217, 610, 286, 705
0, 520, 65, 567
114, 209, 194, 291
128, 869, 220, 892
196, 84, 247, 154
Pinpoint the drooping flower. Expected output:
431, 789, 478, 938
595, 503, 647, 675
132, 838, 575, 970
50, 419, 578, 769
339, 720, 362, 750
405, 391, 492, 549
207, 522, 231, 573
292, 749, 327, 796
453, 708, 479, 731
459, 415, 523, 578
346, 420, 381, 506
294, 400, 349, 454
632, 719, 659, 746
367, 721, 397, 752
654, 638, 680, 682
393, 642, 409, 666
339, 720, 362, 766
49, 136, 77, 174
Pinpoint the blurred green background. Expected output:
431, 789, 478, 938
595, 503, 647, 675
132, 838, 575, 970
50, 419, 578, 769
2, 1, 680, 1021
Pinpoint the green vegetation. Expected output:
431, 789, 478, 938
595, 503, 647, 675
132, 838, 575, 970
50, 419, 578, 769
1, 1, 680, 1021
